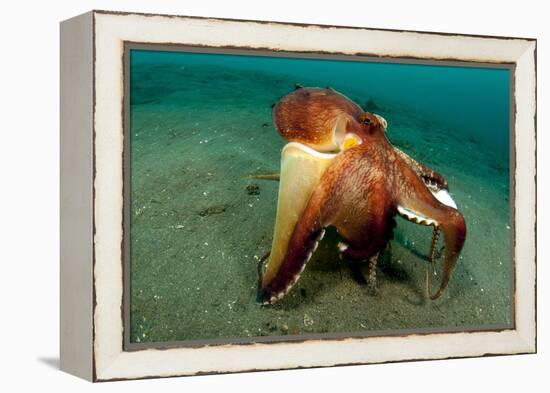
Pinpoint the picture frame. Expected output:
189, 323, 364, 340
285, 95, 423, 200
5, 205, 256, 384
60, 10, 537, 381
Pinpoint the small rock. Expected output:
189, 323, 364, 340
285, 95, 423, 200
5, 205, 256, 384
246, 184, 260, 196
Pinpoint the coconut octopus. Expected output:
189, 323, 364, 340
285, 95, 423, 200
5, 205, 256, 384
256, 87, 466, 305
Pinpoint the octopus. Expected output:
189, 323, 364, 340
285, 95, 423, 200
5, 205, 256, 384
256, 87, 466, 305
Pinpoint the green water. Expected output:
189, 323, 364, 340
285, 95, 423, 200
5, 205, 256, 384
129, 49, 512, 345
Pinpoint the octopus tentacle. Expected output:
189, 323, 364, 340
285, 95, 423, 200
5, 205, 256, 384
341, 244, 382, 261
396, 168, 466, 300
368, 253, 378, 294
257, 143, 334, 304
429, 226, 441, 263
423, 226, 440, 302
393, 147, 448, 191
259, 140, 394, 304
257, 186, 328, 304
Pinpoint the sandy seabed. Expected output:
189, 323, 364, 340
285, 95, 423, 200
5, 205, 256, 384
129, 63, 512, 344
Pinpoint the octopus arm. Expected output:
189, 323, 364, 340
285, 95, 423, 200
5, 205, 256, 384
396, 167, 466, 299
393, 147, 449, 190
258, 142, 335, 304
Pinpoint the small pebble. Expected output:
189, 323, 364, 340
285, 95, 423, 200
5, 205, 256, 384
246, 184, 261, 196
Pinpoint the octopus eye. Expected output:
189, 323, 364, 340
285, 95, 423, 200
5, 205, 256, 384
363, 117, 371, 125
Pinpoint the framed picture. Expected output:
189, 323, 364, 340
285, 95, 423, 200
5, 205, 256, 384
60, 10, 537, 381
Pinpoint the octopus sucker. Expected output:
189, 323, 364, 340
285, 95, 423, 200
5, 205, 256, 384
265, 261, 306, 305
258, 87, 466, 304
337, 242, 349, 253
397, 188, 456, 226
429, 226, 441, 262
318, 229, 326, 240
312, 241, 319, 252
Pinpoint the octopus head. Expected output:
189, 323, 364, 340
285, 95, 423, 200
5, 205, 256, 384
359, 112, 387, 136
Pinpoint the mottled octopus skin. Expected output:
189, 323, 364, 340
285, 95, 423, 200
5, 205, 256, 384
273, 87, 448, 190
273, 87, 364, 151
259, 89, 466, 304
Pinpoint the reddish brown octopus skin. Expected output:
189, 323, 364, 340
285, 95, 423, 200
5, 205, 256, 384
273, 87, 448, 190
258, 113, 466, 304
273, 87, 365, 147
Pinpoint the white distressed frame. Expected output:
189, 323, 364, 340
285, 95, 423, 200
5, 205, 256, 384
62, 10, 536, 381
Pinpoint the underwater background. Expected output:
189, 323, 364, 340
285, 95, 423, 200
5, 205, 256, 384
129, 48, 512, 345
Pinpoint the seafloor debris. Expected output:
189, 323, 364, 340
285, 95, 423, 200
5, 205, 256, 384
246, 183, 261, 195
198, 205, 226, 217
